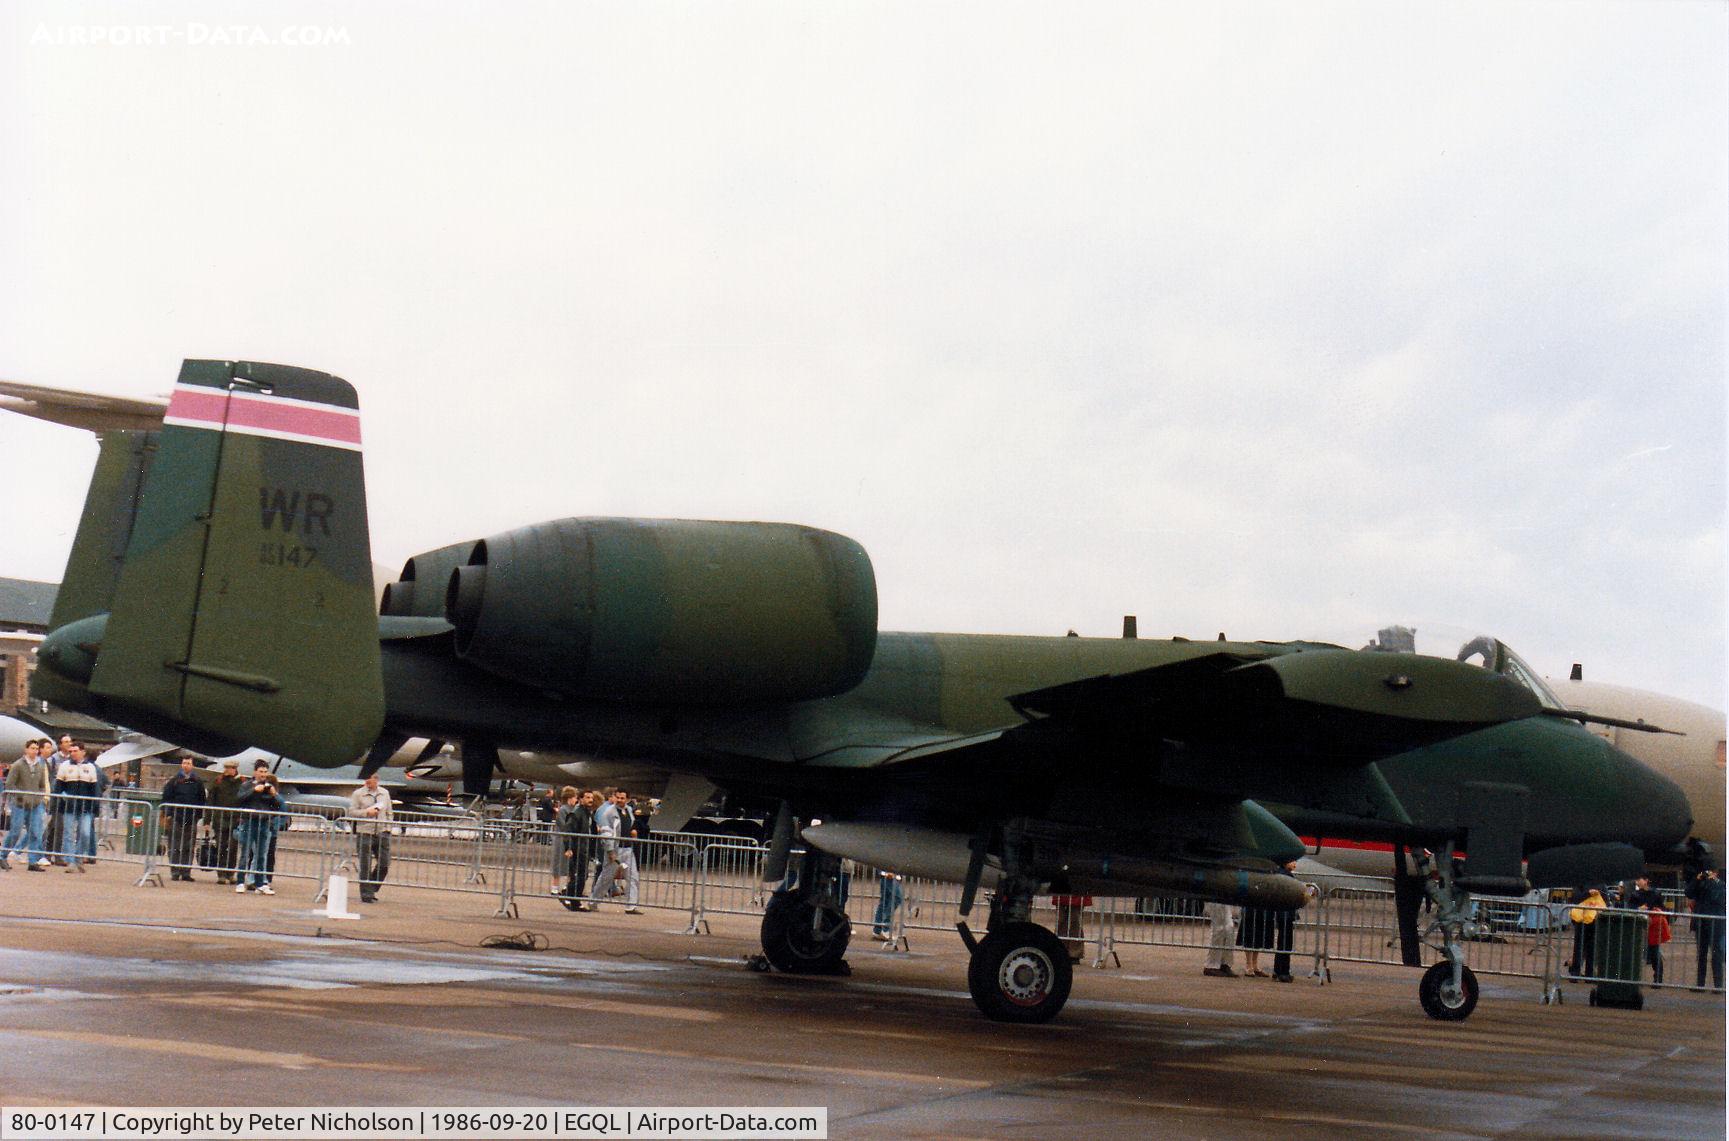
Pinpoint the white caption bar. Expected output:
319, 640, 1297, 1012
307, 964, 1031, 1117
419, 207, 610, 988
0, 1107, 827, 1141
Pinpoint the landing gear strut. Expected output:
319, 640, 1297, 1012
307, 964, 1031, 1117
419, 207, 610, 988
759, 851, 852, 975
957, 828, 1073, 1023
1415, 849, 1480, 1021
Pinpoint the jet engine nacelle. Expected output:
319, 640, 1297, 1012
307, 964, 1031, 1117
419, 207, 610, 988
437, 518, 878, 704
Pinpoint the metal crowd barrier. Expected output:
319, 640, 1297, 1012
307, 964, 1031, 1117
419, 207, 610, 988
682, 845, 912, 952
1, 793, 331, 891
502, 823, 700, 926
890, 874, 1115, 964
692, 838, 771, 930
323, 808, 517, 914
1543, 902, 1726, 997
1088, 893, 1326, 977
1313, 876, 1560, 991
144, 799, 334, 891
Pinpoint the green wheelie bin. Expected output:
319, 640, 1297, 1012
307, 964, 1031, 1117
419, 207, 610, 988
124, 802, 160, 857
1589, 910, 1648, 1010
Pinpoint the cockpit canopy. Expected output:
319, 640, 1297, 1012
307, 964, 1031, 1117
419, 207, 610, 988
1357, 624, 1566, 712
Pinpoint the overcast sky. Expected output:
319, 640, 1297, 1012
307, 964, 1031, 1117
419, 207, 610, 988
2, 1, 1723, 709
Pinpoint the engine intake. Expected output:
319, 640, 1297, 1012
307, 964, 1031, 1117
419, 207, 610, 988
441, 518, 877, 704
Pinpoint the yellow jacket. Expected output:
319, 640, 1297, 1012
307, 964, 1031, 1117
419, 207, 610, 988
1569, 890, 1607, 925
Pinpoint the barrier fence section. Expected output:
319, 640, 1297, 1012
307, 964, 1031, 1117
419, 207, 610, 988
504, 823, 701, 928
685, 845, 916, 951
323, 808, 516, 913
1543, 902, 1726, 997
0, 794, 336, 892
150, 800, 335, 891
1314, 876, 1561, 996
1089, 893, 1327, 977
693, 839, 770, 930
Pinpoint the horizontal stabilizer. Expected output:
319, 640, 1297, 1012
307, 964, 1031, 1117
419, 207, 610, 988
0, 379, 167, 433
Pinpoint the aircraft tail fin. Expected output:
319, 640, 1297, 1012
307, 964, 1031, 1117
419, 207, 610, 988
29, 428, 161, 715
49, 430, 160, 630
41, 360, 384, 765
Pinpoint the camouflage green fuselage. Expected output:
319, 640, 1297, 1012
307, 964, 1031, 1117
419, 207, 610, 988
376, 628, 1686, 857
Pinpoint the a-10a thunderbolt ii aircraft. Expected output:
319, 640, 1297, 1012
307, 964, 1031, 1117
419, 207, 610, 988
21, 361, 1692, 1024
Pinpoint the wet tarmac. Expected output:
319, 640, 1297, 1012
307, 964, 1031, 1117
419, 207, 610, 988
0, 861, 1721, 1139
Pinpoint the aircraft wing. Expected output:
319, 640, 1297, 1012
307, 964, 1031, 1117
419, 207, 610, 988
653, 772, 720, 834
1005, 647, 1541, 761
0, 380, 167, 433
834, 648, 1548, 826
95, 736, 182, 768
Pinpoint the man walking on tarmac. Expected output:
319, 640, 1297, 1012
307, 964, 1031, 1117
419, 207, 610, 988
586, 787, 642, 913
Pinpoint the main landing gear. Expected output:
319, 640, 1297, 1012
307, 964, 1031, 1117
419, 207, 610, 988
758, 851, 852, 975
955, 827, 1072, 1023
752, 823, 1076, 1023
966, 914, 1073, 1023
1414, 850, 1481, 1021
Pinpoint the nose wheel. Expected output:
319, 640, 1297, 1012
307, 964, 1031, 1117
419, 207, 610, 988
966, 921, 1073, 1023
1418, 960, 1480, 1020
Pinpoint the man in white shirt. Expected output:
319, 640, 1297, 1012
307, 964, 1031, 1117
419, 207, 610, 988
55, 741, 101, 872
609, 788, 641, 914
585, 787, 638, 912
347, 773, 393, 903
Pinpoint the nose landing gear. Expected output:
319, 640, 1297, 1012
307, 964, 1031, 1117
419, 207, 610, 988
1415, 848, 1483, 1021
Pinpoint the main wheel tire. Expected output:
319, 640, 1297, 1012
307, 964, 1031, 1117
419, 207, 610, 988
760, 888, 851, 974
1418, 960, 1479, 1021
967, 921, 1074, 1023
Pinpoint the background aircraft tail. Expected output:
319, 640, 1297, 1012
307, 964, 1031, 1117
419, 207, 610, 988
50, 430, 159, 629
38, 359, 384, 765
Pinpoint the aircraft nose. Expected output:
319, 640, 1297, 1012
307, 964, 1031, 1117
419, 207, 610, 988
1614, 744, 1694, 854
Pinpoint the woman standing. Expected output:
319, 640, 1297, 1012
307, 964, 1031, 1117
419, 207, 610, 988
1239, 861, 1305, 979
1237, 896, 1277, 977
